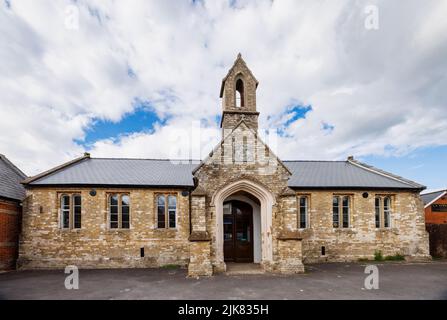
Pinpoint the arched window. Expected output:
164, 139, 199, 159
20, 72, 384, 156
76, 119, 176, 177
235, 78, 244, 107
333, 195, 350, 228
375, 195, 392, 228
157, 194, 177, 229
60, 193, 81, 229
109, 193, 130, 229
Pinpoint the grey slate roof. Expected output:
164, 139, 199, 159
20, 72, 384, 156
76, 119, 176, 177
284, 160, 424, 189
28, 158, 198, 187
26, 156, 424, 191
421, 190, 446, 206
0, 154, 27, 201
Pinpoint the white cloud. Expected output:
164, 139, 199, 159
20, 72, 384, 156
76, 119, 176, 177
0, 0, 446, 175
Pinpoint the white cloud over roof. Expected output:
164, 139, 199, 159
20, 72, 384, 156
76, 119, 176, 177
1, 0, 446, 177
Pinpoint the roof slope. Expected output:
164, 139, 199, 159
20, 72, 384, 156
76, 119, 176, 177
421, 190, 446, 206
0, 154, 27, 201
25, 156, 424, 190
27, 158, 197, 187
285, 160, 424, 189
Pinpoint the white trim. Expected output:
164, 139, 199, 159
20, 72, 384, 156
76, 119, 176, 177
423, 191, 447, 208
421, 188, 447, 195
348, 160, 419, 187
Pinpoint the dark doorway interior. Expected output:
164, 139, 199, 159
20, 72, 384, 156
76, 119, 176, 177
223, 200, 254, 262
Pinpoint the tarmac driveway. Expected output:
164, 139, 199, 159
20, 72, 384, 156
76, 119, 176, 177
0, 261, 446, 300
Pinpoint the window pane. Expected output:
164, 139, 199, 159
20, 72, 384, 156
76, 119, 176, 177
74, 195, 81, 206
342, 196, 349, 228
169, 210, 176, 228
375, 197, 380, 228
110, 194, 118, 229
299, 197, 307, 229
62, 210, 70, 229
61, 195, 70, 229
168, 195, 176, 209
157, 195, 166, 228
122, 194, 130, 228
74, 195, 81, 229
168, 196, 176, 228
384, 197, 391, 228
332, 196, 339, 228
223, 202, 231, 215
110, 194, 118, 206
122, 213, 129, 229
121, 195, 130, 206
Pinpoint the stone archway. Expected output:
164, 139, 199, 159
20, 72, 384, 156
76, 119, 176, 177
212, 179, 275, 271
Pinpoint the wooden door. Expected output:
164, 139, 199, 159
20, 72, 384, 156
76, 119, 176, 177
223, 200, 253, 262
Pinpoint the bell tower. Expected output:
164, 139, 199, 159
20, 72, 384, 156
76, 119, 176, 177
220, 53, 259, 136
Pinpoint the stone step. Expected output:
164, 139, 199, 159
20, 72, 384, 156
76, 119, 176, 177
225, 263, 265, 275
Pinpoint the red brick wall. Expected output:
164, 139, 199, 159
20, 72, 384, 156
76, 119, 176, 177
0, 199, 22, 270
425, 195, 447, 224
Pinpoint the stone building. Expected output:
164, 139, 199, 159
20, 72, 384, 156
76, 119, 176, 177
19, 55, 430, 276
0, 154, 26, 270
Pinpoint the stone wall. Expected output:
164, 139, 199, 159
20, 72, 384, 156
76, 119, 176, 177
18, 187, 191, 269
0, 198, 21, 270
288, 190, 430, 262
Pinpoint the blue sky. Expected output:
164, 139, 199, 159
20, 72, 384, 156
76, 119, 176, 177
81, 106, 162, 146
0, 1, 446, 190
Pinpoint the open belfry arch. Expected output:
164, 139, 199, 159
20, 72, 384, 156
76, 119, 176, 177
188, 54, 305, 276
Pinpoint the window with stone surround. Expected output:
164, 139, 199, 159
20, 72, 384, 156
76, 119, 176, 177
375, 195, 392, 228
59, 194, 81, 229
156, 194, 177, 229
298, 196, 308, 229
333, 195, 350, 228
108, 194, 130, 229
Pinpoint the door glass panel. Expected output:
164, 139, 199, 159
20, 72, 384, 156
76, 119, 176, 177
223, 216, 233, 241
223, 202, 231, 215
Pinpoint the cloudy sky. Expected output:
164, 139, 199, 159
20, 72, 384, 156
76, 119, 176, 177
1, 0, 446, 190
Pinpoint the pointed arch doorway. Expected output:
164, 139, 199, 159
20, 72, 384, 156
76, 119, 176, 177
212, 179, 275, 270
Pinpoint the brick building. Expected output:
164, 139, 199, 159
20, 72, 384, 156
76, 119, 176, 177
421, 189, 447, 224
19, 55, 430, 276
421, 189, 447, 258
0, 154, 26, 270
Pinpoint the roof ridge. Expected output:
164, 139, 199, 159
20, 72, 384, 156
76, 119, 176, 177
91, 157, 201, 162
23, 154, 89, 185
348, 159, 425, 190
421, 188, 447, 195
283, 160, 347, 163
